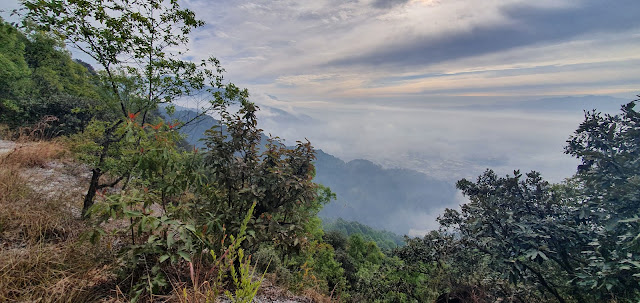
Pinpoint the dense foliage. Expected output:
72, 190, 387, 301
2, 1, 640, 302
0, 17, 107, 136
390, 100, 640, 303
565, 102, 640, 296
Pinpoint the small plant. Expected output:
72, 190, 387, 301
222, 202, 270, 303
170, 202, 269, 303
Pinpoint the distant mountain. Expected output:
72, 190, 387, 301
159, 105, 457, 235
323, 218, 405, 251
314, 150, 456, 234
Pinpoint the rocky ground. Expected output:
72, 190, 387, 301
0, 139, 16, 155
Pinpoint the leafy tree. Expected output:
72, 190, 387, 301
23, 0, 239, 216
439, 170, 592, 302
199, 101, 322, 252
565, 99, 640, 298
347, 234, 384, 266
350, 255, 427, 303
394, 231, 489, 302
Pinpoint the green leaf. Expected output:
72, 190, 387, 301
167, 232, 175, 248
177, 251, 191, 262
538, 251, 548, 261
147, 235, 158, 243
124, 210, 143, 218
619, 216, 640, 223
184, 224, 196, 233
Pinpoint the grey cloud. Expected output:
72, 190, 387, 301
372, 0, 409, 9
331, 0, 640, 67
297, 11, 324, 21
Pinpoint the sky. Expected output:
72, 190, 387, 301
2, 0, 640, 231
179, 0, 640, 100
169, 0, 639, 182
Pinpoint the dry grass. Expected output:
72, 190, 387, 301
0, 124, 11, 140
1, 140, 67, 168
0, 242, 116, 302
0, 158, 117, 302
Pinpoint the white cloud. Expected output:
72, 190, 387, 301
2, 0, 638, 190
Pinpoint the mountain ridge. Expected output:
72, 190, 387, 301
160, 106, 458, 235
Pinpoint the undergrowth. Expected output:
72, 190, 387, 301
0, 142, 274, 302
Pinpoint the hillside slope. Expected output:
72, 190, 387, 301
162, 107, 458, 235
0, 139, 315, 302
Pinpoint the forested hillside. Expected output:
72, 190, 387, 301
160, 106, 457, 235
323, 218, 405, 251
314, 150, 456, 234
1, 1, 640, 303
0, 18, 115, 135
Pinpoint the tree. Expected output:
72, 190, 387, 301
199, 101, 322, 252
440, 170, 591, 302
565, 99, 640, 298
23, 0, 242, 216
0, 18, 31, 125
394, 231, 487, 302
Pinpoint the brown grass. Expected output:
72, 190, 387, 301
0, 242, 116, 302
0, 162, 117, 302
1, 140, 67, 168
0, 124, 11, 140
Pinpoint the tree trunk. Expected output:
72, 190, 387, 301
82, 168, 101, 217
81, 120, 122, 218
520, 261, 566, 303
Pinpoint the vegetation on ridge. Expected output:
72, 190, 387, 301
1, 0, 640, 302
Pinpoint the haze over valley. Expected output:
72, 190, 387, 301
2, 0, 640, 301
164, 94, 630, 236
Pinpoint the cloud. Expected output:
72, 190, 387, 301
371, 0, 410, 9
169, 0, 640, 107
2, 0, 637, 233
330, 0, 640, 68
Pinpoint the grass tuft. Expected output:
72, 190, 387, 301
0, 153, 117, 302
1, 140, 66, 168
